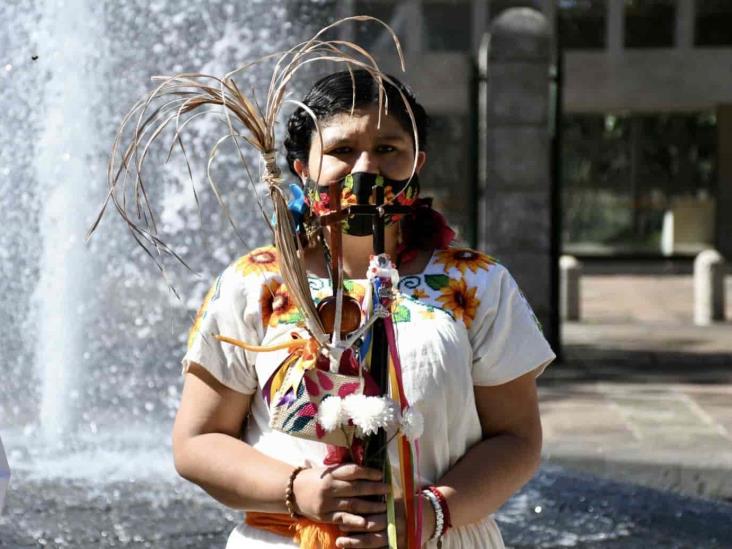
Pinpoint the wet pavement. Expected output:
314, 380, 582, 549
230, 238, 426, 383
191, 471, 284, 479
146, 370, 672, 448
541, 270, 732, 501
1, 464, 731, 548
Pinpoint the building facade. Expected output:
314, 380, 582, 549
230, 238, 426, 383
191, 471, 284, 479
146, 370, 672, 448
342, 0, 732, 258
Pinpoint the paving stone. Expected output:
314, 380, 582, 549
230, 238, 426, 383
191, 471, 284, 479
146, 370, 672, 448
540, 271, 732, 500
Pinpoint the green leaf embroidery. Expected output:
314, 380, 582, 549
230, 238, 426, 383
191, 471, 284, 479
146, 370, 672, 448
284, 401, 307, 427
392, 304, 411, 323
289, 416, 312, 433
424, 274, 450, 291
279, 310, 305, 325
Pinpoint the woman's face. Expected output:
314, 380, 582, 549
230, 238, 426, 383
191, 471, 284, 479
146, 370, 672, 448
293, 103, 426, 186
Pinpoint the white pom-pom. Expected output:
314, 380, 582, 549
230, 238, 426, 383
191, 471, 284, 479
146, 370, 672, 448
400, 407, 424, 442
343, 395, 399, 437
317, 396, 345, 432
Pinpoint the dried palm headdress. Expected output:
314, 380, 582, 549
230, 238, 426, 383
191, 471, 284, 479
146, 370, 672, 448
87, 16, 420, 346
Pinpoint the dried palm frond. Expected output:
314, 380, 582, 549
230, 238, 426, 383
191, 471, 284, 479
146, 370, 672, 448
87, 15, 418, 346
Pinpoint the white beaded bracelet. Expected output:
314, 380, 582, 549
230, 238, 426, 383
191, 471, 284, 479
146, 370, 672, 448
422, 488, 445, 542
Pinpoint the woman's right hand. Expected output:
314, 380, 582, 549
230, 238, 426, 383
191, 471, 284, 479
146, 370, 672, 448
293, 463, 389, 531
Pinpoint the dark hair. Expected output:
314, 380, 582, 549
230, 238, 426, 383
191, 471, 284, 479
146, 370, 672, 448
284, 70, 453, 259
284, 69, 429, 176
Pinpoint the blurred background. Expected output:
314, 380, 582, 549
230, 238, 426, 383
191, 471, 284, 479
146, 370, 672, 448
1, 0, 731, 547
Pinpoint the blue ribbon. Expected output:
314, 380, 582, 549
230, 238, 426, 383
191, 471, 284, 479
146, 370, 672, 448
272, 183, 308, 232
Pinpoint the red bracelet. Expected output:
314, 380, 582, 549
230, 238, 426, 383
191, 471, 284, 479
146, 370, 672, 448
426, 485, 452, 536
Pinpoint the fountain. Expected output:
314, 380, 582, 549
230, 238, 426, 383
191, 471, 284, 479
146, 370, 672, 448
1, 1, 731, 547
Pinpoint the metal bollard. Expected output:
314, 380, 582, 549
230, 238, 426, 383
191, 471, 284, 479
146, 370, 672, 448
694, 249, 726, 325
560, 255, 581, 321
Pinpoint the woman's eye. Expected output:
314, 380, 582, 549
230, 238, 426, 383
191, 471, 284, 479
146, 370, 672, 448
376, 145, 397, 153
328, 146, 352, 155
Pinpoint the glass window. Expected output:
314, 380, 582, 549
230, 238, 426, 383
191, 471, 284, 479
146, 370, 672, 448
423, 1, 472, 52
695, 0, 732, 47
558, 0, 606, 50
562, 112, 716, 255
624, 0, 675, 48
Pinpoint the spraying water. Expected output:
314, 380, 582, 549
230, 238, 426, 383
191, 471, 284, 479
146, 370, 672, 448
34, 0, 101, 445
1, 3, 730, 547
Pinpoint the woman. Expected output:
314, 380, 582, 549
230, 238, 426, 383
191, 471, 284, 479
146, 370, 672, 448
172, 69, 555, 548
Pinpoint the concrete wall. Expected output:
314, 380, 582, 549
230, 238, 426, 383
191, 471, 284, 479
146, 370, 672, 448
478, 7, 557, 346
564, 49, 732, 113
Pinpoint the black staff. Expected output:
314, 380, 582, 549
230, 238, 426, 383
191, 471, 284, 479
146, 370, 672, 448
348, 184, 411, 472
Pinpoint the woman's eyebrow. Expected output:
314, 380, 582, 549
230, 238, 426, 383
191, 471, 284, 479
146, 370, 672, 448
377, 132, 410, 141
321, 136, 352, 148
320, 131, 409, 147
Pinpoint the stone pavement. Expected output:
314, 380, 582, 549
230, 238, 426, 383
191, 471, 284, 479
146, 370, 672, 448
538, 271, 732, 501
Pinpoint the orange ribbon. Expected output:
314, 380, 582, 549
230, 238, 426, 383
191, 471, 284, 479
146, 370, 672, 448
245, 512, 341, 548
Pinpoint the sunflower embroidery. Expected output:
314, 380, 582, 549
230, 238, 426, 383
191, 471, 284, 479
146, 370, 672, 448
235, 246, 279, 277
436, 278, 479, 328
435, 248, 496, 275
259, 278, 279, 327
260, 279, 303, 327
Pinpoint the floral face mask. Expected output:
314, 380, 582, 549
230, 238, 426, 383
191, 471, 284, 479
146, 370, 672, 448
305, 172, 420, 236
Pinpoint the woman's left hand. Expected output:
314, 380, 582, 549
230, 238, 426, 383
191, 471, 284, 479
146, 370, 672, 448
335, 494, 436, 548
334, 511, 387, 548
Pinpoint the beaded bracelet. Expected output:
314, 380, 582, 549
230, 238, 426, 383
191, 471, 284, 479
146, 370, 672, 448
426, 485, 452, 534
421, 489, 444, 542
422, 485, 452, 546
285, 465, 307, 518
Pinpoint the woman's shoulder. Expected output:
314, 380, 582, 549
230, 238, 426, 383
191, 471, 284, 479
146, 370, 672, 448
430, 246, 503, 282
230, 244, 281, 279
209, 245, 283, 300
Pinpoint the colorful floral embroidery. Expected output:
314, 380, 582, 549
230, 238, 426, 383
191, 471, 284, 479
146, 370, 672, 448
411, 288, 428, 300
342, 187, 358, 207
311, 280, 367, 308
260, 279, 303, 327
259, 278, 279, 328
343, 280, 367, 305
392, 304, 411, 323
419, 309, 436, 320
435, 248, 496, 275
235, 246, 279, 277
436, 278, 479, 328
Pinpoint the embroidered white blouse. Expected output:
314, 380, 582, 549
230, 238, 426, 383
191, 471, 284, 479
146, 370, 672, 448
182, 245, 555, 549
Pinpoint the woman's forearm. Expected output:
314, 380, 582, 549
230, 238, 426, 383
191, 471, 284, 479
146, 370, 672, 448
433, 431, 542, 528
174, 432, 293, 513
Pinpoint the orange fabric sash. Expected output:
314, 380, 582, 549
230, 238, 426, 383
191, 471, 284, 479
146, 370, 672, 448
245, 512, 341, 549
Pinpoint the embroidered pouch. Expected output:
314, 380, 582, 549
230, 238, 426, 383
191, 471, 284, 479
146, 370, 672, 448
264, 352, 362, 447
